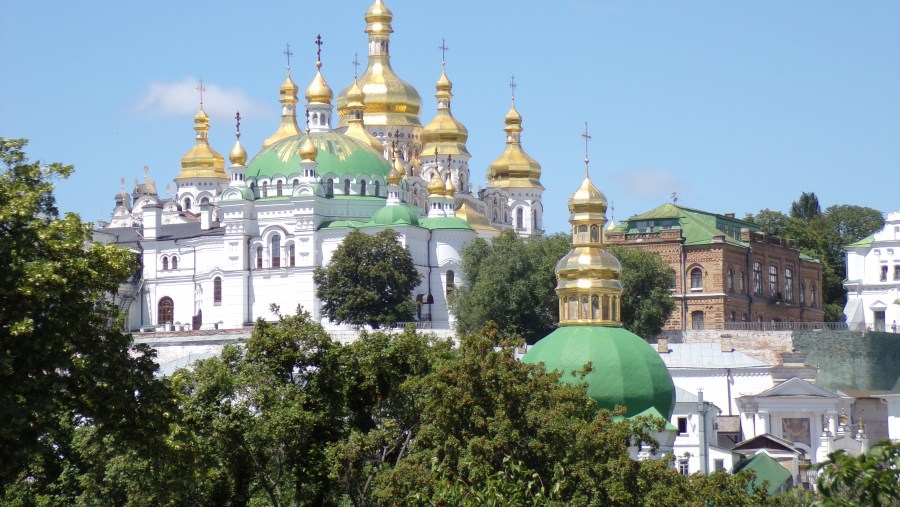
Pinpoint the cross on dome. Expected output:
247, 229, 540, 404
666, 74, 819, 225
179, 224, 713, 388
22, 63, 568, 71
582, 121, 591, 177
352, 52, 360, 79
197, 80, 206, 108
509, 75, 517, 101
283, 43, 293, 70
234, 111, 242, 137
315, 34, 323, 62
439, 38, 448, 65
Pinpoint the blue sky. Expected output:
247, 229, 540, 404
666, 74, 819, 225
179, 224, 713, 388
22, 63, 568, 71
2, 0, 898, 234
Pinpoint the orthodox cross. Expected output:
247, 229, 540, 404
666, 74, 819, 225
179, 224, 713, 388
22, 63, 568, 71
582, 122, 591, 176
197, 80, 206, 108
283, 43, 293, 70
315, 34, 323, 62
509, 75, 517, 101
352, 52, 360, 79
438, 38, 448, 64
235, 111, 242, 136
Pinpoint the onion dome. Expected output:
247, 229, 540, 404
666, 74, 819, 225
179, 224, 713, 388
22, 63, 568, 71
176, 108, 227, 182
229, 130, 248, 166
455, 202, 499, 233
371, 202, 420, 227
421, 64, 469, 156
427, 168, 446, 195
305, 60, 334, 104
487, 100, 543, 190
444, 170, 456, 197
336, 0, 422, 129
298, 133, 318, 162
344, 80, 385, 152
387, 162, 401, 185
263, 69, 303, 148
248, 131, 388, 182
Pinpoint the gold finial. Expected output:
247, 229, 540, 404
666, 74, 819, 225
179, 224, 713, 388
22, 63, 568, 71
197, 80, 206, 108
582, 121, 591, 178
229, 111, 248, 166
306, 36, 333, 104
284, 43, 293, 70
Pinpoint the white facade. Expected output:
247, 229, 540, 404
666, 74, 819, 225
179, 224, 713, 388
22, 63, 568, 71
843, 210, 900, 332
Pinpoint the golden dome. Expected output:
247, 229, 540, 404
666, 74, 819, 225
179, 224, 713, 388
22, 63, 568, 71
263, 70, 302, 148
444, 170, 456, 197
229, 132, 248, 166
336, 0, 421, 129
568, 176, 608, 215
176, 108, 227, 182
456, 202, 500, 232
487, 100, 543, 190
393, 151, 406, 178
427, 168, 446, 195
421, 65, 469, 157
305, 60, 334, 104
298, 134, 318, 162
387, 157, 401, 185
343, 80, 385, 153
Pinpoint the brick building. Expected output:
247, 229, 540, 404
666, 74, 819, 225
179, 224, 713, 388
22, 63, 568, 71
606, 204, 824, 331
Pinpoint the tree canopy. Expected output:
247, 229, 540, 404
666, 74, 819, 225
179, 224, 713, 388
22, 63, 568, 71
610, 247, 676, 339
314, 229, 421, 329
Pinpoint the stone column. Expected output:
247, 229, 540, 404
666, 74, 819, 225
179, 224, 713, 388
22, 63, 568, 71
758, 412, 769, 434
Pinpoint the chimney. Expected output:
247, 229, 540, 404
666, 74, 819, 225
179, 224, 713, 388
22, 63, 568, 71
657, 338, 669, 354
720, 336, 733, 353
200, 204, 214, 230
725, 212, 735, 219
142, 203, 162, 240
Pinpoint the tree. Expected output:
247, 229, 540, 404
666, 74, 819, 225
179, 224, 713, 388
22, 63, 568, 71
314, 229, 420, 329
790, 191, 821, 221
0, 138, 174, 501
610, 247, 676, 339
815, 440, 900, 506
449, 231, 570, 344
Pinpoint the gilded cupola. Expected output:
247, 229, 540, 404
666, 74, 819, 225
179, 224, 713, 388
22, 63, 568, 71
305, 60, 333, 105
343, 79, 385, 153
176, 107, 227, 182
487, 91, 543, 190
427, 166, 446, 195
554, 125, 621, 327
263, 45, 303, 148
421, 59, 469, 157
336, 0, 422, 129
298, 133, 318, 162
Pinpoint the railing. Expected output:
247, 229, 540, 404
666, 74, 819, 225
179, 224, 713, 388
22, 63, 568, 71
723, 321, 851, 331
391, 321, 451, 330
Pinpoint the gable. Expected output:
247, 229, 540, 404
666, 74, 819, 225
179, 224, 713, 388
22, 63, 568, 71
754, 377, 839, 399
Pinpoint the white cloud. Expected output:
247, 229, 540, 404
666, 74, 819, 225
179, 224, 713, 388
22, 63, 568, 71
133, 78, 268, 119
614, 168, 689, 199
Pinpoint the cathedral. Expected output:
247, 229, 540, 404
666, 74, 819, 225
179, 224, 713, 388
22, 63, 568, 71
95, 0, 545, 331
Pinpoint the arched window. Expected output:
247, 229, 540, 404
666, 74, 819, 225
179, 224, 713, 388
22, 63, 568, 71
262, 182, 268, 198
727, 269, 734, 292
158, 297, 174, 324
602, 295, 610, 321
184, 198, 192, 211
276, 181, 283, 196
769, 265, 778, 298
344, 179, 351, 195
810, 284, 817, 307
200, 197, 209, 205
800, 282, 806, 305
690, 268, 703, 290
590, 225, 600, 243
533, 210, 537, 230
256, 245, 263, 269
784, 268, 794, 302
374, 180, 380, 197
326, 178, 334, 197
171, 256, 178, 270
446, 270, 455, 296
270, 234, 281, 268
162, 256, 169, 271
360, 180, 367, 196
730, 311, 736, 322
740, 270, 746, 293
213, 277, 222, 305
691, 311, 705, 330
753, 262, 762, 294
581, 296, 589, 319
516, 208, 524, 229
289, 243, 295, 267
292, 178, 299, 186
591, 295, 600, 319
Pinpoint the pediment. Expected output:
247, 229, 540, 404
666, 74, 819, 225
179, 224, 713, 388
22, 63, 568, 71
754, 377, 839, 399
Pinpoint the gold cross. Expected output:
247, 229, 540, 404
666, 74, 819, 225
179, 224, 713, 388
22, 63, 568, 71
197, 80, 206, 107
509, 75, 517, 101
439, 38, 448, 64
582, 122, 591, 177
352, 52, 360, 79
283, 43, 293, 69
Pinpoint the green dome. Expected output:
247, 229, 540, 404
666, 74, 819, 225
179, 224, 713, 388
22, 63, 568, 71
522, 326, 675, 418
247, 131, 390, 182
370, 204, 420, 227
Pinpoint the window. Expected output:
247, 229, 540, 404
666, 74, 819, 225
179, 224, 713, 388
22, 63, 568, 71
446, 270, 455, 296
730, 311, 736, 322
162, 257, 169, 271
895, 265, 900, 281
810, 284, 817, 307
213, 277, 222, 305
727, 269, 734, 292
677, 417, 688, 435
785, 268, 794, 302
344, 179, 351, 195
184, 197, 192, 210
690, 268, 703, 290
769, 265, 778, 298
753, 262, 762, 295
200, 197, 209, 205
881, 265, 888, 282
800, 283, 806, 305
158, 297, 174, 324
590, 225, 600, 243
256, 245, 263, 269
292, 178, 299, 186
326, 178, 334, 197
171, 256, 178, 270
360, 180, 367, 196
678, 458, 689, 475
289, 243, 295, 267
592, 296, 600, 319
740, 270, 746, 293
262, 182, 268, 198
270, 234, 281, 268
276, 181, 283, 196
374, 180, 380, 197
714, 459, 725, 472
516, 208, 524, 229
691, 311, 705, 330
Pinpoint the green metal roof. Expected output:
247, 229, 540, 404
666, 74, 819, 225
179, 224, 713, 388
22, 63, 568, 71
733, 453, 792, 495
845, 233, 875, 249
620, 203, 757, 247
319, 205, 472, 232
247, 131, 390, 182
629, 406, 679, 431
419, 216, 473, 230
523, 326, 676, 418
370, 203, 420, 227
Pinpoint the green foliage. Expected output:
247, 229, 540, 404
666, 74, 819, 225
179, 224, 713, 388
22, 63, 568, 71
0, 138, 177, 503
449, 230, 572, 343
815, 439, 900, 506
314, 229, 421, 329
746, 194, 883, 321
610, 247, 677, 339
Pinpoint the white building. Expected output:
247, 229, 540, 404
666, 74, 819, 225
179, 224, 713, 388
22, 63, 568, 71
843, 210, 900, 332
95, 0, 544, 332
